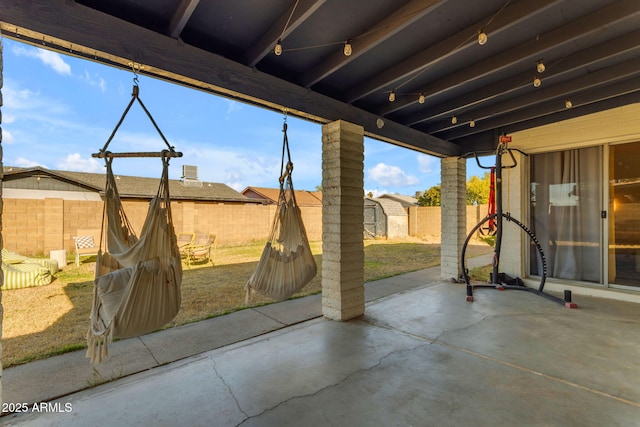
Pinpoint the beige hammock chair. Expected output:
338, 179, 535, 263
246, 121, 317, 302
86, 83, 183, 363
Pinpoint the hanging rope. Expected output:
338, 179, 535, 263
92, 70, 182, 159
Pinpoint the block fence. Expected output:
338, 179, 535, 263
1, 196, 487, 257
1, 198, 322, 257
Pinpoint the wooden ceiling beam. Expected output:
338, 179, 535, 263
345, 0, 561, 104
403, 29, 640, 127
436, 74, 640, 140
0, 0, 458, 157
299, 0, 446, 88
245, 0, 326, 67
454, 90, 640, 149
377, 0, 640, 117
168, 0, 201, 39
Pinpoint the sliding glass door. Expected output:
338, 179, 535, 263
609, 142, 640, 288
529, 147, 602, 283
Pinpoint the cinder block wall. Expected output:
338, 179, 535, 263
3, 195, 491, 256
2, 198, 323, 256
408, 205, 487, 242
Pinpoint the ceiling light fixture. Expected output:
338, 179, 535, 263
388, 90, 396, 102
418, 93, 425, 104
470, 120, 476, 128
536, 60, 546, 73
376, 117, 385, 129
533, 76, 541, 87
451, 116, 457, 124
565, 99, 573, 108
343, 40, 352, 56
274, 39, 283, 56
478, 30, 487, 46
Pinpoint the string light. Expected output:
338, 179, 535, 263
451, 116, 457, 124
274, 39, 283, 56
470, 120, 476, 128
388, 90, 396, 102
478, 30, 487, 45
565, 99, 572, 108
376, 117, 385, 129
536, 60, 545, 73
533, 76, 541, 87
418, 93, 425, 104
343, 40, 352, 56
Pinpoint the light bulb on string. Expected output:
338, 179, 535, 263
536, 60, 545, 73
343, 40, 352, 56
478, 30, 487, 46
388, 90, 396, 102
533, 76, 541, 87
451, 116, 457, 124
376, 117, 385, 129
274, 39, 283, 56
565, 99, 573, 108
470, 120, 476, 128
418, 93, 425, 104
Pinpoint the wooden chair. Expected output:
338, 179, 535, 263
177, 232, 195, 261
184, 233, 216, 268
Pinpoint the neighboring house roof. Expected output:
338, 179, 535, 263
2, 166, 258, 203
376, 194, 418, 208
242, 186, 323, 206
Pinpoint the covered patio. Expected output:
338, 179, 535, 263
3, 261, 640, 425
1, 1, 640, 424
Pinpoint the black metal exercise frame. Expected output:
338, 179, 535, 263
459, 140, 577, 308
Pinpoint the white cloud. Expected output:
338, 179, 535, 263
2, 129, 15, 144
417, 154, 435, 173
368, 162, 418, 187
80, 70, 107, 93
57, 153, 103, 173
2, 84, 71, 117
175, 145, 280, 189
13, 46, 71, 75
3, 113, 16, 124
225, 169, 246, 191
2, 85, 39, 110
225, 100, 242, 119
14, 157, 47, 168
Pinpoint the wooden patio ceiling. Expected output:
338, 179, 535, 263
1, 0, 640, 157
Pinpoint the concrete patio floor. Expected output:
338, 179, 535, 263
3, 255, 640, 426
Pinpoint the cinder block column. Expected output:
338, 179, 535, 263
321, 120, 365, 321
440, 157, 466, 279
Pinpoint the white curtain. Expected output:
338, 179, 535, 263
530, 147, 601, 282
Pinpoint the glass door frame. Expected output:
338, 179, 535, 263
607, 141, 640, 291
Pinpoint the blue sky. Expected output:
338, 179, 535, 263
2, 38, 482, 196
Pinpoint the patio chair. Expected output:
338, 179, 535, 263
184, 233, 216, 268
177, 232, 195, 261
73, 235, 99, 267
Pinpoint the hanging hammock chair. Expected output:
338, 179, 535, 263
245, 121, 317, 302
86, 81, 183, 363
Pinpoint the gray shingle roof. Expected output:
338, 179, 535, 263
3, 166, 257, 203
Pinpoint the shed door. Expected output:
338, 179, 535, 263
364, 204, 378, 238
